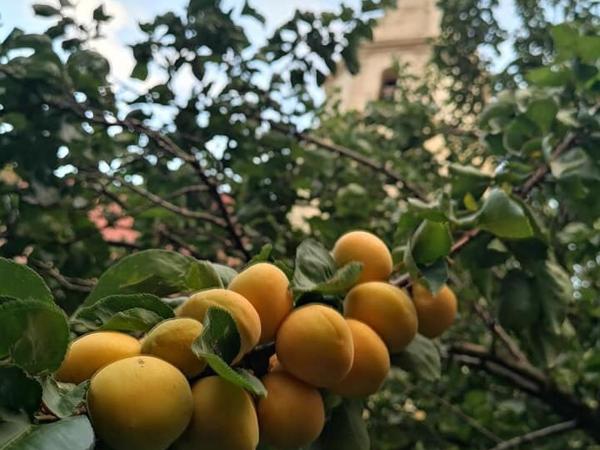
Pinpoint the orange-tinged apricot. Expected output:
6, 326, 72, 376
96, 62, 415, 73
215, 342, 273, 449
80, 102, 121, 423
175, 376, 259, 450
333, 231, 393, 284
276, 304, 354, 388
258, 372, 325, 448
88, 356, 193, 450
412, 283, 457, 338
141, 318, 206, 378
344, 282, 417, 353
330, 319, 390, 397
55, 331, 141, 383
229, 263, 293, 344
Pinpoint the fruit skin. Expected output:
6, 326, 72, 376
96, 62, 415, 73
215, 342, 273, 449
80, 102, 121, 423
228, 262, 293, 344
141, 318, 206, 378
276, 304, 354, 388
344, 282, 417, 353
175, 376, 259, 450
55, 331, 141, 383
332, 230, 393, 284
330, 319, 390, 397
412, 283, 458, 338
258, 371, 325, 449
176, 289, 261, 363
87, 356, 193, 450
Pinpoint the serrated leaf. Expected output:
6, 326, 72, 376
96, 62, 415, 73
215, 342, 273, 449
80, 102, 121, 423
391, 334, 441, 381
72, 293, 173, 332
475, 189, 533, 239
81, 251, 222, 308
0, 259, 52, 303
293, 239, 335, 287
0, 367, 42, 418
247, 244, 273, 266
100, 308, 164, 333
191, 308, 266, 396
41, 379, 88, 419
0, 299, 69, 375
410, 220, 452, 266
0, 416, 94, 450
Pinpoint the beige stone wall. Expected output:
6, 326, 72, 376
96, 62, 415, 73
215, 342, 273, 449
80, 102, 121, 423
326, 0, 440, 111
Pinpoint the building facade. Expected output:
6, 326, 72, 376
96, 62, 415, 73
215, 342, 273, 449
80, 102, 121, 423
326, 0, 440, 111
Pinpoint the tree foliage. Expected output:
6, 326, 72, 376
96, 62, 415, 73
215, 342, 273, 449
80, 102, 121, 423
1, 0, 600, 448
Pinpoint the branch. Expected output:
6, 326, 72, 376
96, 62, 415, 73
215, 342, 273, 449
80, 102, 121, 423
98, 173, 226, 228
46, 96, 252, 260
487, 420, 578, 450
270, 122, 427, 200
30, 259, 94, 293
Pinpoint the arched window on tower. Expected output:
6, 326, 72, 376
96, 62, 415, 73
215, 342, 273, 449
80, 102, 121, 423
379, 68, 397, 101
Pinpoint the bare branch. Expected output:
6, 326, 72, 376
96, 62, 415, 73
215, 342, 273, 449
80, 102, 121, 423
30, 259, 94, 293
487, 420, 578, 450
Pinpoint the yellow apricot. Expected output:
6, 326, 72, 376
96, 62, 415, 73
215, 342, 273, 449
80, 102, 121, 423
344, 282, 417, 353
276, 304, 354, 388
176, 289, 261, 363
332, 230, 393, 284
330, 319, 390, 397
55, 331, 141, 384
175, 376, 259, 450
258, 372, 325, 449
228, 262, 293, 344
412, 283, 457, 339
87, 356, 193, 450
141, 318, 206, 378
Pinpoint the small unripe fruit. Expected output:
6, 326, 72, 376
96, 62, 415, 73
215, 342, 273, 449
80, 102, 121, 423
229, 263, 293, 344
88, 356, 193, 450
141, 318, 206, 378
55, 331, 141, 383
258, 372, 325, 449
412, 283, 457, 338
276, 304, 354, 388
330, 319, 390, 397
177, 289, 261, 363
332, 231, 393, 284
344, 282, 417, 353
175, 376, 259, 450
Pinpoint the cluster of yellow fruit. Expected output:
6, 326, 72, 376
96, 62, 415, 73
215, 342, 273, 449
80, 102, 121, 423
54, 230, 457, 450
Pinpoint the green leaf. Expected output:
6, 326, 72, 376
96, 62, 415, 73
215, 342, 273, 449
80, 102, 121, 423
418, 259, 448, 295
498, 271, 539, 330
0, 416, 94, 450
475, 189, 533, 239
191, 309, 266, 396
211, 264, 238, 287
310, 400, 369, 450
0, 367, 42, 418
247, 244, 273, 266
449, 163, 492, 200
0, 259, 52, 303
503, 117, 535, 153
72, 293, 174, 332
92, 5, 112, 22
99, 308, 164, 333
551, 23, 578, 61
0, 299, 69, 375
293, 239, 336, 289
577, 35, 600, 63
194, 307, 240, 365
525, 98, 558, 134
391, 334, 441, 381
81, 250, 221, 308
533, 258, 572, 335
410, 220, 452, 266
526, 66, 571, 87
32, 4, 60, 17
550, 147, 600, 181
41, 379, 88, 419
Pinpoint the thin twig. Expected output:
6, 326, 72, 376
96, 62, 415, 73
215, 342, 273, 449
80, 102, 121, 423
270, 122, 427, 200
487, 420, 577, 450
30, 260, 94, 292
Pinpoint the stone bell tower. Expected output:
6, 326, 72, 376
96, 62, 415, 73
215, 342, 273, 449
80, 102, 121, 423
326, 0, 441, 111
